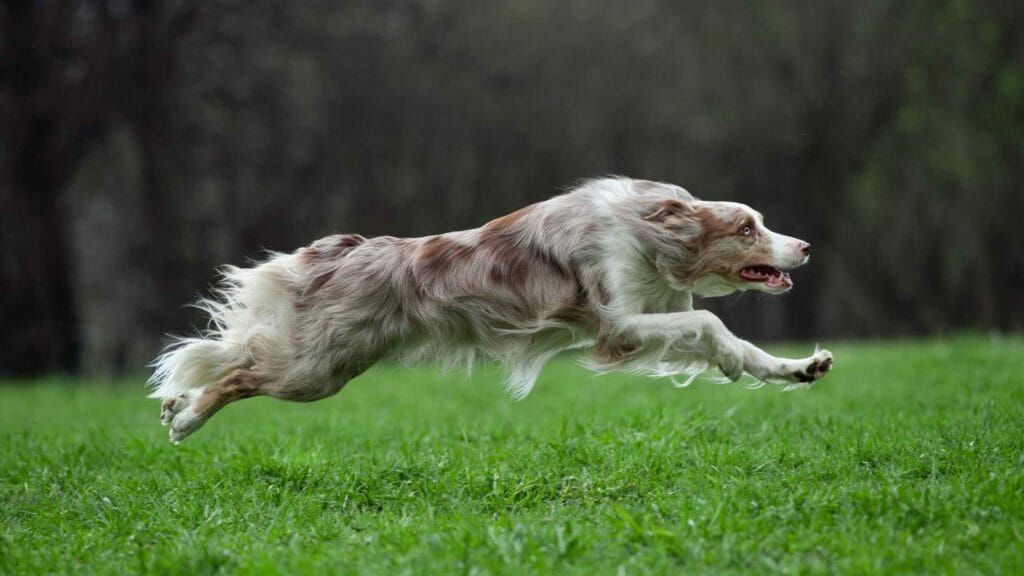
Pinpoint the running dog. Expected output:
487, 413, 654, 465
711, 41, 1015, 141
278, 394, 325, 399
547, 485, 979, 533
151, 177, 833, 443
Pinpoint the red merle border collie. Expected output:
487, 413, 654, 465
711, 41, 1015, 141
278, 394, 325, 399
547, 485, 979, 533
151, 177, 833, 443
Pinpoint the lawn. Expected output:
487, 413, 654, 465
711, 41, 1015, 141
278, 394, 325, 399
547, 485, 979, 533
2, 336, 1023, 574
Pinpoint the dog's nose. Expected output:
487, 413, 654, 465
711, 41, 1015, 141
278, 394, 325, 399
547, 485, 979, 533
799, 242, 810, 255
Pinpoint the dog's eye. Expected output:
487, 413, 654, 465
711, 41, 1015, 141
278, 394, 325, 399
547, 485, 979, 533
740, 225, 753, 237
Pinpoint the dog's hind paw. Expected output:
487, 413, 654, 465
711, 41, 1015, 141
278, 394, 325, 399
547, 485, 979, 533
160, 395, 189, 426
169, 406, 207, 444
793, 349, 833, 383
160, 391, 208, 444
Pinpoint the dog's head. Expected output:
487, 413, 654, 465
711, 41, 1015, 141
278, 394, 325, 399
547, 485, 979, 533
642, 198, 810, 296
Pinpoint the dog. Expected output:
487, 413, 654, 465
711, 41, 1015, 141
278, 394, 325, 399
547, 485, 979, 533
151, 177, 833, 443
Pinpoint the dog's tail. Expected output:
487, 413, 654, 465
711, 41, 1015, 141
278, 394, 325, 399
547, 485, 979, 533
147, 336, 243, 399
148, 257, 295, 399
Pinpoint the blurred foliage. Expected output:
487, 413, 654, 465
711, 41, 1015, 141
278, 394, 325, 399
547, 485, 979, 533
1, 0, 1021, 376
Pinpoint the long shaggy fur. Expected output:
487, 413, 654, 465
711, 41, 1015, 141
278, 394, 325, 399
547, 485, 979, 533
151, 177, 833, 443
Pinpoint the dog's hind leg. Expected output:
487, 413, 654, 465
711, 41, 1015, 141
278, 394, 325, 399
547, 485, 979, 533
165, 366, 358, 444
166, 368, 268, 443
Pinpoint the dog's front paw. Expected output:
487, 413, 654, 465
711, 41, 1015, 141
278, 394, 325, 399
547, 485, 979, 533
792, 349, 833, 383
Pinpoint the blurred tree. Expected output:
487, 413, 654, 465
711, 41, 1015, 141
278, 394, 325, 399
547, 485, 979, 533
0, 0, 197, 375
3, 0, 1021, 377
842, 0, 1024, 334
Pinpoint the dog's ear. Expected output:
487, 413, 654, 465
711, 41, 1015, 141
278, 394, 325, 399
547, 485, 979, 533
642, 199, 696, 231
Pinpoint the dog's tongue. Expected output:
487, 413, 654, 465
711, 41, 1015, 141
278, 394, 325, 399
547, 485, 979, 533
766, 272, 792, 288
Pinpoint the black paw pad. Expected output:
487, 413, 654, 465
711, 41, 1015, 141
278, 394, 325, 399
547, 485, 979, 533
794, 370, 816, 383
793, 357, 832, 382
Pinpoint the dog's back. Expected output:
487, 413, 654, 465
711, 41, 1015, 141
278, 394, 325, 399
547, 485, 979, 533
151, 179, 635, 406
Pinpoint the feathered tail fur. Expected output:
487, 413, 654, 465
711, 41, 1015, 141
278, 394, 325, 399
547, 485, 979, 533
148, 256, 296, 399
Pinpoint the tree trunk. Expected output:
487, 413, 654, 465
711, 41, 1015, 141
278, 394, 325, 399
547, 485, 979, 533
0, 177, 79, 376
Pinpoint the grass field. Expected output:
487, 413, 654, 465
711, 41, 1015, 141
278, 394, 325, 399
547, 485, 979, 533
2, 336, 1023, 574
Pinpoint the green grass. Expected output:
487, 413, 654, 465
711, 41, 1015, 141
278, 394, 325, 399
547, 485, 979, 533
2, 336, 1023, 575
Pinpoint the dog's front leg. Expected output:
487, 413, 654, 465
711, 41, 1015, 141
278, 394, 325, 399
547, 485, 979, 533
619, 311, 832, 383
620, 310, 748, 380
740, 342, 833, 384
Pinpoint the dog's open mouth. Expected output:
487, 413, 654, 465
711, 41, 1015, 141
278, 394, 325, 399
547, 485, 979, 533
739, 265, 792, 289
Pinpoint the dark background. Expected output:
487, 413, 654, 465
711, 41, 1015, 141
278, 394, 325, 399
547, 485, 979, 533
2, 0, 1021, 378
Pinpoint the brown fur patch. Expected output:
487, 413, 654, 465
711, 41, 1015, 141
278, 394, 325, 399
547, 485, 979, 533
594, 328, 639, 364
300, 234, 366, 263
683, 206, 773, 280
299, 235, 368, 299
693, 207, 746, 245
546, 285, 594, 325
306, 271, 336, 295
483, 204, 535, 233
547, 302, 590, 325
418, 236, 475, 274
478, 228, 569, 287
193, 369, 265, 418
644, 199, 695, 230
